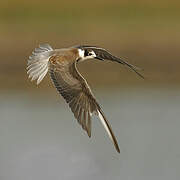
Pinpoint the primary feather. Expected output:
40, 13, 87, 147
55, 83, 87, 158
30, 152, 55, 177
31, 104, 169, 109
27, 44, 145, 153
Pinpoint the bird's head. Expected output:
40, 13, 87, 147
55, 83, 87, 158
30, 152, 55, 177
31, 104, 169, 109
78, 48, 103, 61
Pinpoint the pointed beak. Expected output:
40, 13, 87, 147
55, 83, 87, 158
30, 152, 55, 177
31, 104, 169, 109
95, 56, 104, 61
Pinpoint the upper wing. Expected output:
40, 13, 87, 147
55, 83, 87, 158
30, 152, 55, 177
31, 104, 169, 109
76, 45, 144, 79
49, 55, 120, 153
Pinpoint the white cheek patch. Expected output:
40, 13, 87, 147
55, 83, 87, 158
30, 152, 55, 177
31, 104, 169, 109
91, 51, 96, 58
78, 49, 97, 61
78, 49, 85, 58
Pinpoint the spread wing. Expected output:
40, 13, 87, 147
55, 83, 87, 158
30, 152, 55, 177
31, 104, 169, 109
49, 55, 120, 153
76, 45, 144, 79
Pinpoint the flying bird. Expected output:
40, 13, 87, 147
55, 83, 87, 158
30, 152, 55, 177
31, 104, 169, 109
27, 44, 143, 153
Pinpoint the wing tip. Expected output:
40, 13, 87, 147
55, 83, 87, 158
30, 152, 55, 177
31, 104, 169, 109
87, 131, 91, 138
97, 109, 120, 154
116, 144, 120, 153
123, 61, 145, 79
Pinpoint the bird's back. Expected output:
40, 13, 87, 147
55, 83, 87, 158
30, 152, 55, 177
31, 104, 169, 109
52, 48, 80, 64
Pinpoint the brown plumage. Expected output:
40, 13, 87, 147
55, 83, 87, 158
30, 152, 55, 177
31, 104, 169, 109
27, 44, 143, 153
48, 51, 120, 152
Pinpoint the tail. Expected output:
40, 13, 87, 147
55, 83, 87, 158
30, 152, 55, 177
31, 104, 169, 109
27, 44, 53, 85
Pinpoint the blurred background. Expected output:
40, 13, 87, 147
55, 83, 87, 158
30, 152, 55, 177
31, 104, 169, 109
0, 0, 180, 179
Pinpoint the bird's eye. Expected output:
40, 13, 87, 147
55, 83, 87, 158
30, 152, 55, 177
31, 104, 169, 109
84, 50, 93, 56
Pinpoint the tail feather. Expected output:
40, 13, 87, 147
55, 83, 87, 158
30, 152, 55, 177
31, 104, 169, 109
27, 44, 53, 85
